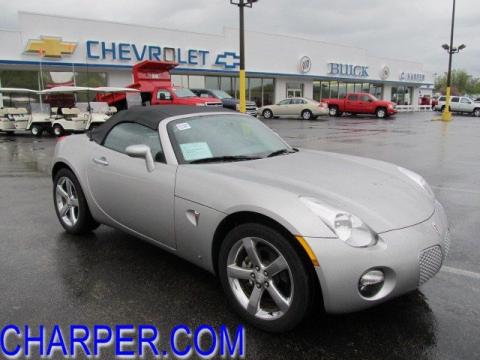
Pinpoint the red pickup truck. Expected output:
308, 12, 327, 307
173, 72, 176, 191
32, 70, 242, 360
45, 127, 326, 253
324, 93, 397, 118
98, 60, 222, 109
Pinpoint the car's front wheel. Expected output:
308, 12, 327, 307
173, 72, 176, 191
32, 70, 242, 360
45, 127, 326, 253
376, 107, 387, 119
53, 168, 99, 234
473, 108, 480, 117
218, 223, 314, 332
262, 109, 273, 119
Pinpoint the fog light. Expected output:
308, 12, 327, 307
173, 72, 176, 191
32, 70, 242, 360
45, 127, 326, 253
359, 269, 385, 298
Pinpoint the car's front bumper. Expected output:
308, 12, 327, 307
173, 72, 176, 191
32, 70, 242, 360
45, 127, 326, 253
305, 201, 449, 314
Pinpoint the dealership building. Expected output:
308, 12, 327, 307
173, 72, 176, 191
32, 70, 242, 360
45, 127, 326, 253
0, 12, 434, 108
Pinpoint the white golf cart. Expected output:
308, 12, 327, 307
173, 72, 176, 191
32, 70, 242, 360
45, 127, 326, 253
42, 86, 141, 136
41, 86, 92, 137
0, 88, 51, 136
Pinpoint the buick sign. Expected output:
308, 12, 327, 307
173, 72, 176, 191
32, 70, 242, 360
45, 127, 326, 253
328, 63, 369, 78
298, 56, 312, 73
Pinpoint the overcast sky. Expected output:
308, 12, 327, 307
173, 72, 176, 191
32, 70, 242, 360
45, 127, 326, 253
0, 0, 478, 76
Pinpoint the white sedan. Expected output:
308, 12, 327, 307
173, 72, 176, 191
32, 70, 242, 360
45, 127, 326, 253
258, 98, 329, 120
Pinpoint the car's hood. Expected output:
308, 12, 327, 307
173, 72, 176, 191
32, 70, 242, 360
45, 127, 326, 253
194, 149, 434, 233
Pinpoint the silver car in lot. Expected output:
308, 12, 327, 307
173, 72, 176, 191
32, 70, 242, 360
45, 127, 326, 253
52, 106, 449, 332
258, 97, 329, 120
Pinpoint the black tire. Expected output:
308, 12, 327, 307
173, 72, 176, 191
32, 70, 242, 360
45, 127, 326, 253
328, 106, 338, 117
301, 110, 313, 120
473, 108, 480, 117
53, 125, 64, 137
218, 223, 314, 332
53, 168, 99, 235
30, 124, 43, 137
376, 107, 387, 119
262, 109, 273, 119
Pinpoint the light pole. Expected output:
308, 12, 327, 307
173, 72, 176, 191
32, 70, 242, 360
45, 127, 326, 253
230, 0, 258, 113
441, 0, 466, 121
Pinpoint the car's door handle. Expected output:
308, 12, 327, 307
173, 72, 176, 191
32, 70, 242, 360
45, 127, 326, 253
92, 157, 109, 166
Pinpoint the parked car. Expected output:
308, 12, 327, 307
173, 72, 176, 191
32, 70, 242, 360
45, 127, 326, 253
435, 96, 480, 117
258, 98, 329, 120
324, 93, 397, 118
52, 106, 449, 332
190, 88, 257, 116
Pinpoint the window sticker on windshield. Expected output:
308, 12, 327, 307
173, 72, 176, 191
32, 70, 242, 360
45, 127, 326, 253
176, 123, 191, 131
180, 142, 213, 161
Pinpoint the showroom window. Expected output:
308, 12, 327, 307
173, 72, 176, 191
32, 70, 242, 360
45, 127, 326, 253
0, 69, 107, 102
391, 86, 412, 105
202, 75, 274, 106
312, 80, 384, 101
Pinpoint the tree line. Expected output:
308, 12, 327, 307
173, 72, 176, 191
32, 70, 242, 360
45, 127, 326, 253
434, 69, 480, 96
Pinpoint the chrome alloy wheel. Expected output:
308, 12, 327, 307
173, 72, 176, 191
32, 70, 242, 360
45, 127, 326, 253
55, 177, 79, 227
226, 237, 294, 320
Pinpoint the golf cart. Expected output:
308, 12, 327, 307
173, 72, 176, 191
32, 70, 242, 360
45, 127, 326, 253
42, 86, 141, 136
0, 88, 51, 136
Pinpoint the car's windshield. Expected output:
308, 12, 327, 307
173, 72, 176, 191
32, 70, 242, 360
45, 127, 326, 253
168, 114, 292, 164
210, 90, 232, 99
172, 88, 197, 98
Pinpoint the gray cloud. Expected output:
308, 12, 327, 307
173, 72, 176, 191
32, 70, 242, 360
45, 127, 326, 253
0, 0, 477, 75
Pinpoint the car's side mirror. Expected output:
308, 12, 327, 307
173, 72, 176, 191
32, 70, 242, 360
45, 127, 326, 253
125, 144, 155, 172
368, 99, 373, 102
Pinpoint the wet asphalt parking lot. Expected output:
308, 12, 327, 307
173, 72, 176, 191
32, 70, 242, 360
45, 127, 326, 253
0, 111, 479, 359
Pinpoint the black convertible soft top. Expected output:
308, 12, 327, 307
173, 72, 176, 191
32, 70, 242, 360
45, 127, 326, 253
88, 105, 232, 144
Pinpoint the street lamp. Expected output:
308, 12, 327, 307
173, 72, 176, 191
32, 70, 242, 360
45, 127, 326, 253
441, 0, 466, 121
230, 0, 258, 113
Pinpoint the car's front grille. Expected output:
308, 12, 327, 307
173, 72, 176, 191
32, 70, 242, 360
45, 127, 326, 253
205, 102, 223, 107
418, 245, 443, 286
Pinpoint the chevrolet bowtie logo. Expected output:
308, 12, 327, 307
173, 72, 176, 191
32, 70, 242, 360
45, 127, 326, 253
215, 51, 240, 69
25, 36, 77, 58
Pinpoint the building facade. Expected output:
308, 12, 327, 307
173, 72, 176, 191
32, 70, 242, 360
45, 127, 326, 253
0, 12, 434, 107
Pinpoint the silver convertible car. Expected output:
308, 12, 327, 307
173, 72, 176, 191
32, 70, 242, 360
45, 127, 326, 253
52, 106, 449, 332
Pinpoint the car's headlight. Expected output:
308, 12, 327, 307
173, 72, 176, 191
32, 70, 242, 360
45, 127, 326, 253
235, 104, 241, 111
299, 197, 378, 248
398, 167, 435, 199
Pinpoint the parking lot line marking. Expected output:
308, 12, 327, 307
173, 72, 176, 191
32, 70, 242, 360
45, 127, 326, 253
441, 266, 480, 280
432, 186, 480, 195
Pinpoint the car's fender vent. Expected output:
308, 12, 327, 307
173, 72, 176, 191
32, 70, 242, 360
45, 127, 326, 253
419, 245, 443, 286
442, 231, 451, 260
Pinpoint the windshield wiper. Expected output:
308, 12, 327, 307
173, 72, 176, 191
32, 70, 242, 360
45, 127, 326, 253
266, 148, 298, 158
189, 155, 261, 164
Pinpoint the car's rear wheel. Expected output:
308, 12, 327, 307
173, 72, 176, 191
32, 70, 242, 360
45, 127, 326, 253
301, 110, 313, 120
218, 223, 313, 332
262, 109, 273, 119
53, 168, 99, 234
473, 108, 480, 117
329, 106, 340, 117
53, 125, 64, 137
376, 107, 387, 119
